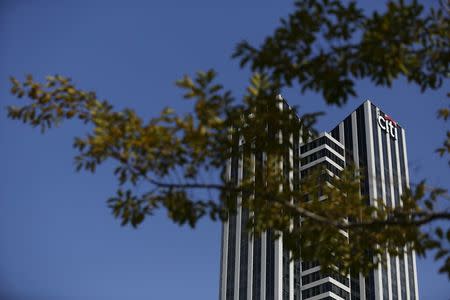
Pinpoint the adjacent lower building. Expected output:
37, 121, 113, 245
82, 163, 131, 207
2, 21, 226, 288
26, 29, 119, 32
219, 100, 419, 300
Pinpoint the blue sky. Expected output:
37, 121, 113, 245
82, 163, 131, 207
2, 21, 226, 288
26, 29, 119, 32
0, 1, 448, 299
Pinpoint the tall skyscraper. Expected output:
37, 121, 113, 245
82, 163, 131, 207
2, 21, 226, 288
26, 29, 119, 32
219, 100, 419, 300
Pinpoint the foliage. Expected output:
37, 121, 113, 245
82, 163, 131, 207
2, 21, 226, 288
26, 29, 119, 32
6, 0, 450, 277
234, 0, 449, 106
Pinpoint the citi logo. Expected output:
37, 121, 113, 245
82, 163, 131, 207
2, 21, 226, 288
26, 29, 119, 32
377, 110, 397, 139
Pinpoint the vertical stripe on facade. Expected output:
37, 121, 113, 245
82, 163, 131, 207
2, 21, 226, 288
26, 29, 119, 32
261, 231, 267, 300
364, 101, 377, 205
252, 233, 262, 300
372, 105, 390, 300
247, 152, 255, 300
226, 135, 240, 300
351, 111, 367, 300
356, 105, 375, 300
221, 157, 232, 300
401, 128, 419, 300
294, 132, 301, 300
341, 115, 361, 300
385, 125, 400, 300
363, 101, 383, 299
220, 218, 229, 300
339, 122, 345, 147
288, 132, 295, 300
266, 231, 275, 300
253, 151, 264, 300
234, 145, 243, 300
261, 151, 268, 300
374, 106, 392, 300
397, 128, 410, 300
248, 227, 254, 300
273, 100, 284, 300
394, 130, 407, 300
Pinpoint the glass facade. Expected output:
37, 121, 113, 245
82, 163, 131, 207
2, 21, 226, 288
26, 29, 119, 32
219, 100, 418, 300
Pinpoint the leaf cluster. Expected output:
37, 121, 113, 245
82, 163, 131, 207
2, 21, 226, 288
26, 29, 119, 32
233, 0, 449, 105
